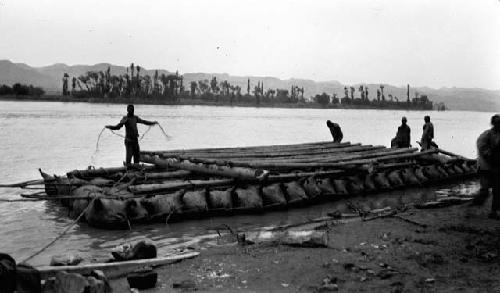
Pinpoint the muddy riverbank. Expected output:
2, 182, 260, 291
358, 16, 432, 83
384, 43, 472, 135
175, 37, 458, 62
148, 201, 500, 292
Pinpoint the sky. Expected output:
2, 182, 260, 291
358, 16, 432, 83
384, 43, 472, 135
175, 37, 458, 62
0, 0, 499, 90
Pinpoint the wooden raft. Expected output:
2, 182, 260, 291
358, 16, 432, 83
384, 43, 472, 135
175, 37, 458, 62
23, 141, 476, 229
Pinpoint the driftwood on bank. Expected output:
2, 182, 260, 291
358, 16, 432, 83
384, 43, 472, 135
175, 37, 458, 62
242, 230, 329, 247
36, 251, 200, 279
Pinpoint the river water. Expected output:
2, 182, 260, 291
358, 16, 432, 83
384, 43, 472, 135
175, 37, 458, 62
0, 101, 490, 265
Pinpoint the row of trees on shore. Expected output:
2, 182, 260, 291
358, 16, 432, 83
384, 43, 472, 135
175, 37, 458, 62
61, 63, 437, 109
189, 78, 306, 104
62, 63, 307, 105
63, 63, 183, 100
0, 83, 45, 96
313, 84, 433, 109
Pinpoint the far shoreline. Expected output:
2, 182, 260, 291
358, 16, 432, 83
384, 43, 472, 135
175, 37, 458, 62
0, 94, 441, 112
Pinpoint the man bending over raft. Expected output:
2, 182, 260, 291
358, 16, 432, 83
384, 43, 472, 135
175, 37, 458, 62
105, 104, 158, 165
326, 120, 343, 143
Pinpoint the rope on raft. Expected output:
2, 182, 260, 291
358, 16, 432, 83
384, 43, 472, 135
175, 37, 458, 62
90, 123, 172, 166
108, 123, 172, 142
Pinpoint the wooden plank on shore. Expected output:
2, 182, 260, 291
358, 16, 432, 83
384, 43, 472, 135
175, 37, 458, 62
36, 251, 200, 279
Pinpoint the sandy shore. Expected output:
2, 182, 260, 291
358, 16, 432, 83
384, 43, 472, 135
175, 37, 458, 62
145, 200, 500, 292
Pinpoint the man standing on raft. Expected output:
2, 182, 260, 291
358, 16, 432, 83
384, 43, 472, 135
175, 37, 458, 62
420, 115, 435, 150
105, 104, 158, 165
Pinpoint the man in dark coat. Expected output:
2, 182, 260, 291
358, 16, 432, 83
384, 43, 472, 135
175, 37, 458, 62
420, 115, 434, 150
106, 105, 157, 165
391, 117, 411, 148
326, 120, 343, 143
473, 114, 500, 219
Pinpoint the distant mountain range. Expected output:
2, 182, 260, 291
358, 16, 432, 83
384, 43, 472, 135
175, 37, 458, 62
1, 59, 499, 112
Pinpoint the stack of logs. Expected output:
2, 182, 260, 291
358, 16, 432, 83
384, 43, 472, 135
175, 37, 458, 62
36, 141, 476, 228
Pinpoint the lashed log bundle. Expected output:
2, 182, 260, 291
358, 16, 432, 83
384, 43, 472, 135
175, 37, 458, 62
140, 154, 269, 180
31, 141, 477, 229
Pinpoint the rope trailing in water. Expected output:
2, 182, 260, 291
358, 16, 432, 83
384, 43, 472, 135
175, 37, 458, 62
19, 194, 98, 265
19, 173, 130, 264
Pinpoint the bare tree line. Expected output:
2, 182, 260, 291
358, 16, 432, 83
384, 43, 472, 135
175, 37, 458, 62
61, 64, 438, 109
63, 63, 183, 100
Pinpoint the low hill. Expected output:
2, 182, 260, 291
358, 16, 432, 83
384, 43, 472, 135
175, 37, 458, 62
0, 60, 59, 90
0, 59, 498, 112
